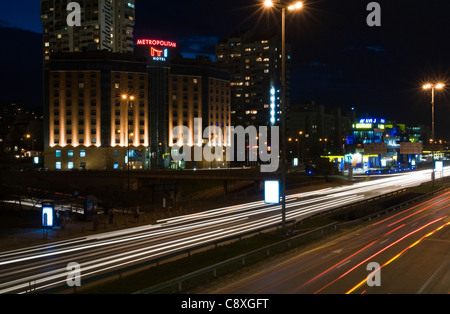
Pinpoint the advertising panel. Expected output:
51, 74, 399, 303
400, 142, 423, 155
42, 204, 54, 228
264, 181, 280, 204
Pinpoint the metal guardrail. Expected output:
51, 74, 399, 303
135, 184, 450, 294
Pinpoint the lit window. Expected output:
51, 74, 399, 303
68, 162, 74, 170
68, 150, 74, 157
56, 162, 62, 170
80, 150, 86, 158
56, 150, 61, 158
114, 163, 119, 170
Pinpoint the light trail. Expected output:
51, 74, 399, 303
314, 216, 448, 294
0, 167, 449, 294
345, 219, 450, 294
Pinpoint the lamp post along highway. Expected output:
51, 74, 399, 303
264, 0, 303, 234
423, 83, 445, 187
122, 94, 135, 192
423, 83, 445, 144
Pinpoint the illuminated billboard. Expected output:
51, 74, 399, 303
136, 39, 177, 48
354, 123, 373, 129
135, 38, 178, 63
359, 118, 386, 124
42, 204, 54, 228
265, 181, 280, 204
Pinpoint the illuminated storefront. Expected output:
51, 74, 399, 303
345, 117, 425, 170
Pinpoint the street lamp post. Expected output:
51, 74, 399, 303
299, 131, 304, 164
264, 0, 303, 235
423, 83, 445, 144
122, 94, 135, 192
423, 83, 445, 187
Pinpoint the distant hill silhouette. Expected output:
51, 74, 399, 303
0, 26, 43, 111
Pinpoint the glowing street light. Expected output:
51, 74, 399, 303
264, 0, 274, 7
288, 2, 303, 10
264, 0, 303, 10
423, 83, 445, 143
263, 0, 304, 235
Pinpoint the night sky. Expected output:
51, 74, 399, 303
1, 0, 450, 138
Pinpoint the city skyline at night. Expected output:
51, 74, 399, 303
0, 0, 449, 139
1, 0, 450, 299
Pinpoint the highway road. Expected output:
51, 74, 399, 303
0, 167, 449, 294
203, 189, 450, 294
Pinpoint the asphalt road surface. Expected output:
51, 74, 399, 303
201, 189, 450, 294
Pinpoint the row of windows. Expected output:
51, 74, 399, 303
54, 100, 98, 107
114, 120, 145, 126
114, 110, 146, 116
53, 72, 98, 79
52, 99, 146, 108
172, 77, 199, 84
53, 81, 97, 89
54, 91, 98, 98
114, 139, 147, 145
53, 72, 145, 81
55, 162, 125, 170
56, 149, 145, 159
172, 103, 200, 109
56, 149, 86, 158
53, 139, 97, 145
54, 110, 97, 116
54, 129, 97, 135
54, 119, 97, 125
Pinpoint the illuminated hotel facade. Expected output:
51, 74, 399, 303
44, 52, 149, 170
135, 41, 232, 169
168, 58, 231, 169
44, 43, 231, 170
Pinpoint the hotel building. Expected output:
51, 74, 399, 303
168, 57, 232, 169
44, 51, 149, 170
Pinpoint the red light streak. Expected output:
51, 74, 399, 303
346, 218, 450, 294
372, 191, 450, 227
315, 216, 447, 294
